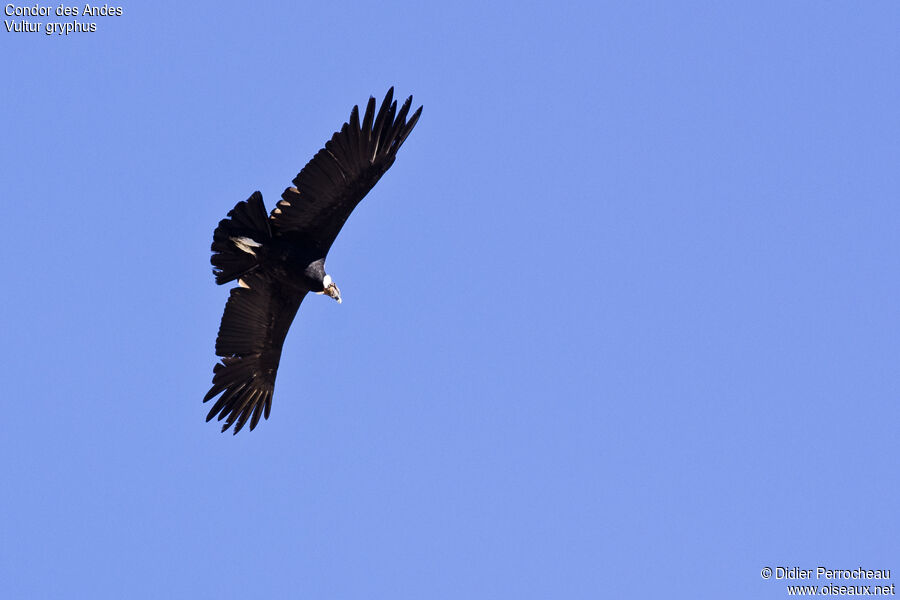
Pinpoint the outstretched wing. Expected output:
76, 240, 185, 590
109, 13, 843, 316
204, 274, 307, 434
270, 87, 422, 254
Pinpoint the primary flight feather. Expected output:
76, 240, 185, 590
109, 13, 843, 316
204, 88, 422, 434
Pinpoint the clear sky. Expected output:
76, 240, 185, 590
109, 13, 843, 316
2, 1, 898, 598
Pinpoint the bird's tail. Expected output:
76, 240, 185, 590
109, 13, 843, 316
211, 191, 272, 285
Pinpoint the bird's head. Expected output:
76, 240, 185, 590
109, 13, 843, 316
322, 274, 342, 304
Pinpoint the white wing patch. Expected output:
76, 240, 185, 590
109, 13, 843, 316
273, 200, 290, 218
238, 278, 250, 289
230, 236, 262, 256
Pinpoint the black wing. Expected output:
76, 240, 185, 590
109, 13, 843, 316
270, 87, 422, 254
203, 274, 307, 434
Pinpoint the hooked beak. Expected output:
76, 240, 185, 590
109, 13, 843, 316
324, 282, 342, 304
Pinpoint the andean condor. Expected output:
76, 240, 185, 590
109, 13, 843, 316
204, 88, 422, 434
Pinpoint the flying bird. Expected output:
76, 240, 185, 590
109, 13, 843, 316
203, 88, 422, 434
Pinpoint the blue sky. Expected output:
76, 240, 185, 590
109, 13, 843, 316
2, 1, 898, 598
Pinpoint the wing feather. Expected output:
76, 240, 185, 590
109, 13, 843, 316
249, 392, 268, 430
204, 274, 306, 434
270, 88, 423, 254
361, 96, 376, 145
370, 88, 393, 157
